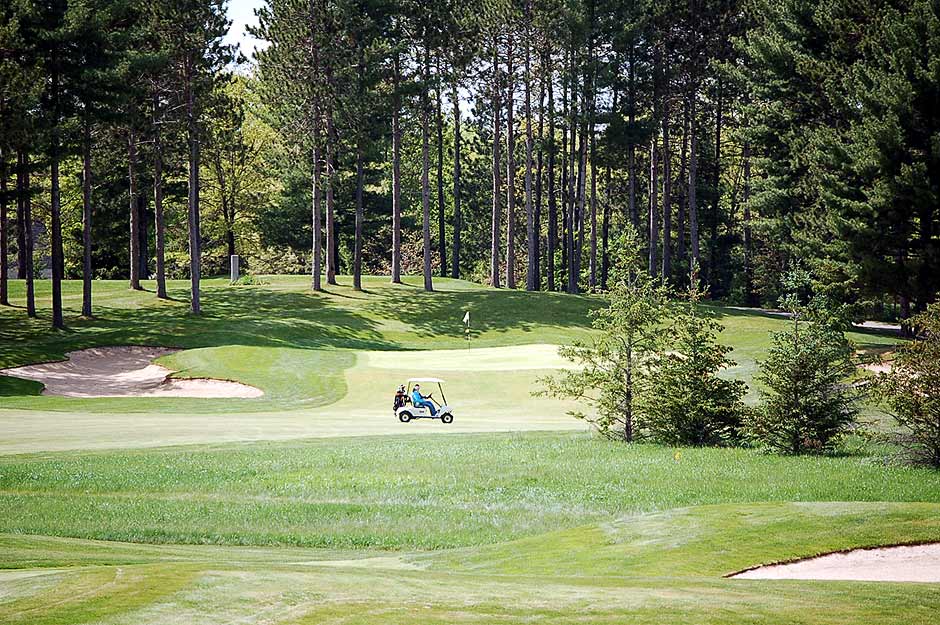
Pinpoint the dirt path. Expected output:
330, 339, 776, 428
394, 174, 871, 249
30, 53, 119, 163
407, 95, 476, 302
732, 543, 940, 582
1, 346, 263, 399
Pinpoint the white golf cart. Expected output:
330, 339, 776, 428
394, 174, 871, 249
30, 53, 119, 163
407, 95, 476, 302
396, 377, 454, 424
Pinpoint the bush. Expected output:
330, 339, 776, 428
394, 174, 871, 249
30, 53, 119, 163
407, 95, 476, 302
877, 303, 940, 468
231, 273, 270, 286
746, 271, 862, 454
642, 279, 747, 446
538, 229, 670, 441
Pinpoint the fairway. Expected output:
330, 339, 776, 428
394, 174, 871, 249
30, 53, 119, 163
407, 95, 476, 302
2, 278, 935, 624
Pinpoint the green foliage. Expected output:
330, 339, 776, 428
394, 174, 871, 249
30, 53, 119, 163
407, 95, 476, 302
746, 271, 862, 454
877, 302, 940, 468
642, 270, 747, 446
230, 273, 269, 286
539, 229, 670, 441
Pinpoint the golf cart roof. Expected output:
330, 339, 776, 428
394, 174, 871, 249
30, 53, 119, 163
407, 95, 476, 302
408, 377, 445, 383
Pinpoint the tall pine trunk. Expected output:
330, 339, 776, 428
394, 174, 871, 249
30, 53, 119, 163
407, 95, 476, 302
709, 76, 723, 288
689, 91, 700, 273
0, 149, 8, 306
534, 44, 545, 290
185, 60, 202, 315
312, 141, 322, 291
451, 78, 461, 279
153, 93, 168, 299
546, 54, 557, 292
390, 51, 402, 284
566, 45, 578, 294
743, 142, 754, 305
627, 45, 638, 229
421, 43, 434, 292
677, 96, 689, 270
588, 109, 597, 289
18, 151, 35, 317
50, 63, 64, 329
435, 55, 447, 278
560, 56, 568, 288
490, 33, 502, 288
128, 127, 142, 291
82, 118, 93, 316
661, 105, 672, 279
505, 32, 516, 289
648, 130, 659, 277
524, 20, 537, 292
353, 48, 365, 291
325, 93, 337, 286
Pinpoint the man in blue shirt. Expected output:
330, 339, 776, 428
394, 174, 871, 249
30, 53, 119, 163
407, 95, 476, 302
411, 384, 437, 416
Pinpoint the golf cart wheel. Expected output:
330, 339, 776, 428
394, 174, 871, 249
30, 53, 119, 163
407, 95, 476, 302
441, 413, 453, 424
398, 411, 412, 423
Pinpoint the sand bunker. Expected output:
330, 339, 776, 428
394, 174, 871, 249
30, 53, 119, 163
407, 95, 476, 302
1, 346, 263, 399
731, 543, 940, 582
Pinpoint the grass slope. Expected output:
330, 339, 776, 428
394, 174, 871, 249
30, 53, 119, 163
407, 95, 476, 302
0, 276, 930, 624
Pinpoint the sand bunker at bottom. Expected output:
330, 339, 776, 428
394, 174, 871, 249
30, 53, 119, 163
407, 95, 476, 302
732, 543, 940, 582
1, 346, 263, 399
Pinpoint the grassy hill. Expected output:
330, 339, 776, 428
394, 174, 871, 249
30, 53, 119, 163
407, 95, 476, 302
0, 277, 931, 624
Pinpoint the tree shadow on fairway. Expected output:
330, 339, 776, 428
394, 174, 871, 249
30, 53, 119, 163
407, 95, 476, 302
0, 285, 392, 371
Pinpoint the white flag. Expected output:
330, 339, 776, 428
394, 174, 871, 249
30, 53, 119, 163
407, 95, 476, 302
463, 311, 470, 325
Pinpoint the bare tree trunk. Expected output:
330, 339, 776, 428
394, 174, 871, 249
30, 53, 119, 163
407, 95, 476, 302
128, 127, 141, 291
153, 93, 167, 300
575, 112, 587, 293
0, 149, 8, 306
15, 150, 26, 281
391, 50, 402, 284
435, 55, 447, 278
627, 45, 638, 230
50, 63, 65, 329
312, 141, 322, 291
677, 95, 689, 271
560, 55, 568, 288
709, 76, 723, 289
353, 46, 365, 291
524, 11, 537, 292
566, 45, 578, 294
491, 32, 502, 288
743, 142, 754, 305
589, 113, 597, 290
354, 138, 364, 290
505, 31, 516, 289
325, 100, 337, 286
661, 104, 672, 279
450, 78, 461, 279
421, 43, 434, 292
18, 151, 35, 317
81, 118, 93, 316
186, 61, 201, 314
534, 43, 545, 290
602, 78, 618, 290
648, 130, 659, 277
546, 56, 557, 292
689, 92, 700, 273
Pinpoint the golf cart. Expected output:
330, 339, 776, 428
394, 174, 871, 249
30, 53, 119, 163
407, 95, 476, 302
396, 377, 454, 424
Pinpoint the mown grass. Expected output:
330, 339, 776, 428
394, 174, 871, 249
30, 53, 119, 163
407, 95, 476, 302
2, 432, 937, 550
0, 276, 897, 413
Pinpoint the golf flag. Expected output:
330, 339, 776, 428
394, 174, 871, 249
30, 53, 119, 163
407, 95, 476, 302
463, 311, 471, 351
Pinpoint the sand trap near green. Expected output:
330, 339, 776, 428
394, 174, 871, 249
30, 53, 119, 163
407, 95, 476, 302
0, 345, 586, 454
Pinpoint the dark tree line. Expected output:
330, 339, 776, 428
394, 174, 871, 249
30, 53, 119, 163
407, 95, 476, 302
2, 0, 938, 325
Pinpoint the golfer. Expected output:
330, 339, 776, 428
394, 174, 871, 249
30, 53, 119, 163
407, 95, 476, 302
411, 384, 437, 416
